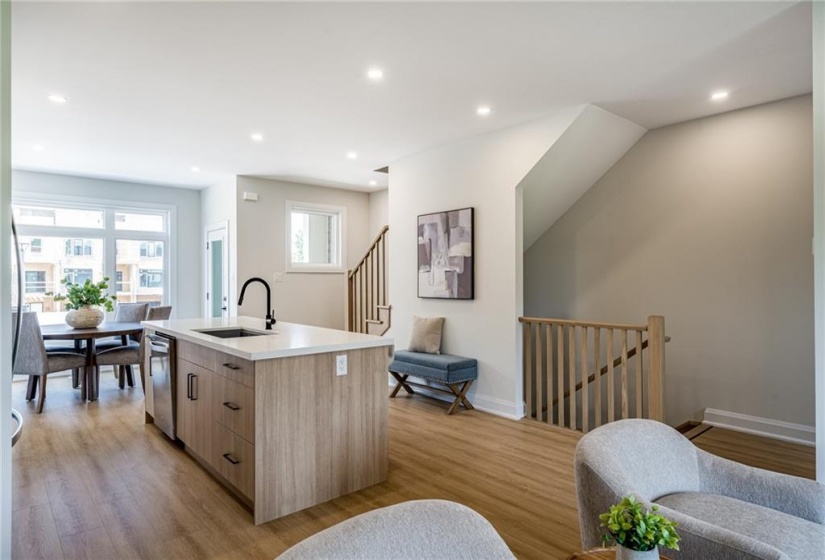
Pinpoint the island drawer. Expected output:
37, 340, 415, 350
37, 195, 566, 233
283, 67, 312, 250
215, 351, 255, 388
177, 340, 217, 371
213, 422, 255, 500
213, 375, 255, 444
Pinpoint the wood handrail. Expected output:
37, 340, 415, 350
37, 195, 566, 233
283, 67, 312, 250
348, 225, 389, 279
519, 316, 648, 331
548, 335, 671, 407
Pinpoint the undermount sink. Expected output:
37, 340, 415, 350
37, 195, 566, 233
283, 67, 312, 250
193, 327, 273, 339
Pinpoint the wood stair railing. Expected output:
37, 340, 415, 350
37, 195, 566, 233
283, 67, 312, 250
347, 226, 390, 335
519, 315, 668, 433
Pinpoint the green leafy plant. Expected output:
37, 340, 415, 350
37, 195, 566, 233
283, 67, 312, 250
47, 277, 116, 312
600, 495, 680, 552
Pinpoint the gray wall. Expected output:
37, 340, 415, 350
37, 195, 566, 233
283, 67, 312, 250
525, 95, 814, 427
235, 176, 371, 329
12, 170, 203, 319
369, 189, 388, 237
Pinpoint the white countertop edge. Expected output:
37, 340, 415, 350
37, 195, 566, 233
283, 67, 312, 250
143, 317, 394, 361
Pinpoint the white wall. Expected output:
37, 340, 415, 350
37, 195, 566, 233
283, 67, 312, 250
369, 189, 389, 237
0, 2, 11, 555
813, 1, 824, 480
201, 177, 238, 316
525, 95, 814, 428
388, 107, 584, 418
235, 176, 371, 329
12, 170, 202, 319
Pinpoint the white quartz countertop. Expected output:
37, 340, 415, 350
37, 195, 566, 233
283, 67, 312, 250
142, 316, 393, 361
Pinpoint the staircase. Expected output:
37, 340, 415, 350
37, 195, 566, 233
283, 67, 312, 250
519, 315, 669, 432
347, 226, 390, 335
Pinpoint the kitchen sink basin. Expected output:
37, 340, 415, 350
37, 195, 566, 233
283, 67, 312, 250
193, 327, 272, 339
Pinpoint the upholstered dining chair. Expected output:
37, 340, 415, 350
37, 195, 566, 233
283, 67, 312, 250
13, 312, 87, 413
96, 305, 172, 391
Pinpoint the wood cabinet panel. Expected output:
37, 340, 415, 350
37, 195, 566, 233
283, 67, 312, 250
212, 423, 255, 499
176, 358, 213, 460
212, 375, 255, 444
177, 340, 217, 371
215, 352, 255, 388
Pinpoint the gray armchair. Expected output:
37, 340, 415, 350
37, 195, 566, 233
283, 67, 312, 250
276, 500, 515, 559
575, 419, 825, 560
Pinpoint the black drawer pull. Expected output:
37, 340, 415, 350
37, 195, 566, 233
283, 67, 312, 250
187, 373, 193, 399
222, 453, 240, 465
222, 402, 240, 411
222, 363, 241, 370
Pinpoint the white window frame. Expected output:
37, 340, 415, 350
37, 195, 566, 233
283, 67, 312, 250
285, 200, 346, 273
12, 194, 176, 310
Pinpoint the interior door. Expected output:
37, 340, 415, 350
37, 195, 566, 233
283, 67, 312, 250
206, 226, 229, 318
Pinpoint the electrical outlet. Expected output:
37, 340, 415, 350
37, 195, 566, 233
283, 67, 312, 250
336, 355, 347, 376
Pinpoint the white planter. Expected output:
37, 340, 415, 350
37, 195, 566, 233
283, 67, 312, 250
616, 546, 660, 560
65, 306, 104, 329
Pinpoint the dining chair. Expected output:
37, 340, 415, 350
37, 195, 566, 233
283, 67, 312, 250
96, 305, 172, 391
13, 312, 88, 414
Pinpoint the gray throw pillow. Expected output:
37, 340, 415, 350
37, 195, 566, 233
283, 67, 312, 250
408, 316, 445, 354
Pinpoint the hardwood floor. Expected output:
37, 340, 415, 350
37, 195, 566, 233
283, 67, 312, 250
691, 425, 815, 480
11, 373, 817, 559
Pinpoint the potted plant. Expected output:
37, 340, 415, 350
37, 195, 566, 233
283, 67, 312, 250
48, 277, 116, 329
600, 495, 680, 560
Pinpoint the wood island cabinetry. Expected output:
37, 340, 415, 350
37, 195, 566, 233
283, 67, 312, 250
143, 318, 392, 525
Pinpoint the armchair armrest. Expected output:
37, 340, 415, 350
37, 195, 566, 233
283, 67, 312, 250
652, 503, 789, 560
698, 450, 825, 524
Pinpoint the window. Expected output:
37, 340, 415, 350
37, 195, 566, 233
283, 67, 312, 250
64, 268, 93, 285
139, 269, 163, 288
286, 201, 346, 273
25, 271, 46, 293
12, 201, 171, 312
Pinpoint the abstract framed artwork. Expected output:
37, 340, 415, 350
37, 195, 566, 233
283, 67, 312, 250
417, 207, 474, 299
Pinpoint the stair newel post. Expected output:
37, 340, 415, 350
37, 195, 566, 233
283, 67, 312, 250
647, 315, 665, 422
347, 270, 353, 331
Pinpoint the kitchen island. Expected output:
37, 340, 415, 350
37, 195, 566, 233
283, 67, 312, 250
142, 316, 393, 524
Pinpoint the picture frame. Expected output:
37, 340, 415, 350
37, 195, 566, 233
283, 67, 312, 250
417, 207, 474, 299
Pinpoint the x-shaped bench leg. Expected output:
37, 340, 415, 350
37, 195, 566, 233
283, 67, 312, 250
389, 371, 415, 398
446, 380, 475, 415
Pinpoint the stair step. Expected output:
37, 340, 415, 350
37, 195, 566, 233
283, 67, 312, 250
365, 319, 383, 325
376, 305, 392, 310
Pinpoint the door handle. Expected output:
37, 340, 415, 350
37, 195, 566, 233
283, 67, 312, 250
222, 402, 240, 411
222, 453, 240, 465
187, 373, 193, 399
221, 306, 227, 311
222, 363, 241, 370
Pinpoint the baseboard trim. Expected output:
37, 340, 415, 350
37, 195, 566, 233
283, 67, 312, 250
387, 376, 524, 420
703, 408, 815, 447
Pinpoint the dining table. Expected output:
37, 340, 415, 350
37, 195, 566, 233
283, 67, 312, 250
40, 321, 144, 401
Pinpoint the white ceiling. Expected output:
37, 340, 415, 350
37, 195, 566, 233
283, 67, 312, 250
11, 1, 811, 191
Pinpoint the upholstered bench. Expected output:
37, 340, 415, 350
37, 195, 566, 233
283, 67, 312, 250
388, 350, 477, 414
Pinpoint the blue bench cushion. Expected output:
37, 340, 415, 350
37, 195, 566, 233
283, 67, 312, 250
389, 350, 478, 384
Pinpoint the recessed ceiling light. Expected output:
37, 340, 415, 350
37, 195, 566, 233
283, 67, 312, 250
48, 94, 68, 104
251, 133, 264, 142
369, 180, 377, 186
711, 91, 729, 101
477, 105, 492, 116
347, 151, 358, 160
191, 166, 201, 173
32, 144, 45, 151
367, 68, 384, 81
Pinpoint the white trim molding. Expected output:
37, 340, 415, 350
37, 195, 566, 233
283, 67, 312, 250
703, 408, 815, 447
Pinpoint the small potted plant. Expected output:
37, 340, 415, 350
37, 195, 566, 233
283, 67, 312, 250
48, 277, 116, 329
600, 495, 680, 560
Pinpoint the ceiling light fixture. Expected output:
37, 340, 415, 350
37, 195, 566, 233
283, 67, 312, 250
367, 68, 384, 81
251, 133, 264, 142
711, 91, 729, 101
347, 151, 358, 160
477, 105, 492, 116
191, 166, 201, 173
32, 144, 45, 151
369, 180, 377, 186
48, 94, 68, 104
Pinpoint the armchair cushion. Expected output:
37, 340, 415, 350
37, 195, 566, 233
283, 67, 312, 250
656, 492, 822, 560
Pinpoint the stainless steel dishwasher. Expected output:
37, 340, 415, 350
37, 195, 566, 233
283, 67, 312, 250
148, 332, 177, 439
